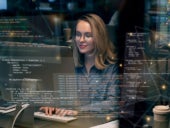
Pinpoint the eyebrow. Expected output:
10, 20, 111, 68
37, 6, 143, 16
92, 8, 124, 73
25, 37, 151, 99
76, 31, 92, 34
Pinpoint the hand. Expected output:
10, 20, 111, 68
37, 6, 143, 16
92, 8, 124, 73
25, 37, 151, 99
55, 108, 78, 116
39, 107, 55, 116
40, 107, 78, 116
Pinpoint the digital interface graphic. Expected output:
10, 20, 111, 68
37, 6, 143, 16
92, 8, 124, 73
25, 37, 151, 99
0, 0, 169, 128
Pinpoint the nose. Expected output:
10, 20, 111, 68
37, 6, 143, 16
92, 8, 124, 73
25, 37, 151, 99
79, 35, 86, 42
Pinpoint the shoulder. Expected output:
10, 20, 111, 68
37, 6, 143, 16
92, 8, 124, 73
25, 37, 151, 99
75, 66, 84, 74
103, 63, 118, 74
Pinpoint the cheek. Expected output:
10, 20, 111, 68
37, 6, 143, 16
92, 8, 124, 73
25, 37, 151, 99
89, 40, 95, 49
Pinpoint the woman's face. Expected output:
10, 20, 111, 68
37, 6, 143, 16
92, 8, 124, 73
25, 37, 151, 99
75, 20, 95, 56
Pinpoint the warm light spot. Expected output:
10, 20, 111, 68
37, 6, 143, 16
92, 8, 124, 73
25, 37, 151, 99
154, 33, 159, 40
129, 33, 133, 36
55, 55, 61, 61
9, 32, 15, 37
168, 43, 170, 47
106, 115, 111, 121
161, 84, 167, 90
146, 116, 151, 122
119, 63, 123, 67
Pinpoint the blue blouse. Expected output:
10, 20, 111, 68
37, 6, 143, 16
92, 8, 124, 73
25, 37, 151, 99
75, 63, 120, 118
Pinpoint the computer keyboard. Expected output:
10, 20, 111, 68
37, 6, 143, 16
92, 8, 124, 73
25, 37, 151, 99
34, 112, 77, 123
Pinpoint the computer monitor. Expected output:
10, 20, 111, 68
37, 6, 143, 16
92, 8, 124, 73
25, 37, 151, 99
0, 0, 7, 10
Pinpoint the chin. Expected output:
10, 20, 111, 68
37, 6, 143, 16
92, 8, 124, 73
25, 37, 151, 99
78, 48, 94, 55
78, 49, 87, 54
79, 51, 87, 54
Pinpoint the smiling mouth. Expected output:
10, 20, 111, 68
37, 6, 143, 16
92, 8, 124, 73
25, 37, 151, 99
79, 44, 87, 49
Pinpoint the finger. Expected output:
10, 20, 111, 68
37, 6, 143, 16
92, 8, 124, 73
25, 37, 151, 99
48, 107, 54, 116
72, 110, 78, 116
66, 110, 74, 116
39, 107, 46, 111
55, 108, 62, 115
64, 110, 73, 116
39, 107, 48, 115
59, 109, 66, 116
44, 107, 49, 115
67, 110, 78, 116
55, 109, 65, 116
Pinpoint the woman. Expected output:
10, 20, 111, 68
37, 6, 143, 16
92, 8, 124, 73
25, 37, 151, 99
40, 13, 120, 119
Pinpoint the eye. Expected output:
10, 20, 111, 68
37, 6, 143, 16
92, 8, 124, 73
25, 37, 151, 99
75, 32, 81, 37
85, 33, 93, 38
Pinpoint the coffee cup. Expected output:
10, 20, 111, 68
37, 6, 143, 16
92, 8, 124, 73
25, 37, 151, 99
153, 105, 170, 128
63, 28, 71, 41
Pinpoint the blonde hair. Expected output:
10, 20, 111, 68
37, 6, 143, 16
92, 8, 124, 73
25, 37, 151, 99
73, 13, 117, 70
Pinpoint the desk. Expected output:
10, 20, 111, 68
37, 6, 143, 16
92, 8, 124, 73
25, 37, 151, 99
33, 117, 110, 128
0, 112, 115, 128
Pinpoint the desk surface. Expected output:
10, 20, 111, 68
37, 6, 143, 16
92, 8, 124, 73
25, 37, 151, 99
0, 113, 114, 128
33, 117, 109, 128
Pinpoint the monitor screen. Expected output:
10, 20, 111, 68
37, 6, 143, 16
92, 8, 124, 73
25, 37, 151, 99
0, 0, 7, 10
